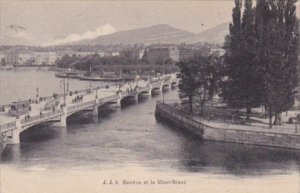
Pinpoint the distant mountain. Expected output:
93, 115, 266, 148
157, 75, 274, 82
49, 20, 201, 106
1, 23, 231, 46
69, 24, 195, 45
70, 23, 230, 46
186, 22, 230, 45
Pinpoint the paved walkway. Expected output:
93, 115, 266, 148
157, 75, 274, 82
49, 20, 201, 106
166, 102, 300, 136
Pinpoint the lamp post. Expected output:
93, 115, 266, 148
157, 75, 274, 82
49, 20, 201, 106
36, 87, 39, 97
36, 87, 39, 103
162, 89, 165, 104
63, 78, 66, 106
161, 79, 165, 104
67, 77, 69, 93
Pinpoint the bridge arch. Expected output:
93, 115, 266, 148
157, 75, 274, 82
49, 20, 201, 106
20, 119, 60, 133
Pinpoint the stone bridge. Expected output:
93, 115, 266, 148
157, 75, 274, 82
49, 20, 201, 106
0, 74, 178, 145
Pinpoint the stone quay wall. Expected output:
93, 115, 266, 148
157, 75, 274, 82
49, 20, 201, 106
155, 101, 300, 150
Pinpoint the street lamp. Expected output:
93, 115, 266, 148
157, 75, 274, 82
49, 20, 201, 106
35, 87, 40, 98
162, 89, 165, 104
36, 87, 39, 103
67, 77, 69, 93
63, 78, 66, 106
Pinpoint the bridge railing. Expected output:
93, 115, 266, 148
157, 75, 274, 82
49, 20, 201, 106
0, 121, 16, 132
99, 94, 119, 103
137, 86, 151, 92
152, 82, 161, 88
125, 90, 138, 96
21, 110, 63, 126
67, 100, 96, 112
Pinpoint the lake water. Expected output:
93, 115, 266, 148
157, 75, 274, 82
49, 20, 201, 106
0, 70, 300, 193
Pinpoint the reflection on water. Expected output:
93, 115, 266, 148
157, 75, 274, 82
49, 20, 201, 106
1, 71, 300, 193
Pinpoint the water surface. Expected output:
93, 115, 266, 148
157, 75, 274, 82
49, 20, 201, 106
1, 70, 300, 193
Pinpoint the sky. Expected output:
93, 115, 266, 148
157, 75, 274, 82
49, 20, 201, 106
1, 0, 299, 46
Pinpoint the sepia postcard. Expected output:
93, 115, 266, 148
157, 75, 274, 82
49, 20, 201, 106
0, 0, 300, 193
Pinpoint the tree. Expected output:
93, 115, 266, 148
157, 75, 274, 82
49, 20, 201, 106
194, 55, 220, 117
55, 54, 79, 68
177, 55, 219, 115
222, 0, 263, 120
141, 49, 149, 65
255, 0, 299, 127
177, 59, 201, 113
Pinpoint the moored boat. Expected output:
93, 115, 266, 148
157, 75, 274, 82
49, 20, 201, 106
55, 72, 82, 79
79, 75, 123, 82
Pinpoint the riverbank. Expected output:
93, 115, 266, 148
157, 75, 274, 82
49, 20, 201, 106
0, 66, 50, 71
155, 101, 300, 150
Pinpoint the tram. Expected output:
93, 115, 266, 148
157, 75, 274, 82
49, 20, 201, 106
9, 100, 30, 116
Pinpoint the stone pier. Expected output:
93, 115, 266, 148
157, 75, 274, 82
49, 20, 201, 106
116, 91, 122, 107
59, 106, 67, 127
7, 118, 21, 144
93, 98, 99, 116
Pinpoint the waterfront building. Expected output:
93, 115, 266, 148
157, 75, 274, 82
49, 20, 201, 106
139, 49, 145, 59
169, 46, 179, 62
74, 51, 96, 57
5, 52, 19, 66
18, 52, 35, 65
210, 48, 225, 56
178, 48, 195, 61
98, 52, 105, 57
34, 51, 57, 65
0, 52, 6, 60
147, 45, 179, 64
111, 51, 120, 56
56, 51, 75, 59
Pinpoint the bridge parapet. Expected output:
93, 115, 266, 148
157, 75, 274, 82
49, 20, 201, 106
151, 82, 161, 88
138, 85, 151, 92
21, 110, 63, 127
99, 94, 119, 103
67, 100, 96, 112
123, 90, 138, 96
0, 121, 16, 133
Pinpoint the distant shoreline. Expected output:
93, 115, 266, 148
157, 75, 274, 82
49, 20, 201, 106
0, 66, 52, 71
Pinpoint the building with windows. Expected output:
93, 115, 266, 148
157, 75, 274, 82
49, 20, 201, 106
169, 46, 179, 62
34, 51, 57, 65
210, 48, 225, 56
74, 51, 96, 57
19, 52, 35, 65
178, 48, 195, 61
4, 52, 19, 66
147, 46, 179, 64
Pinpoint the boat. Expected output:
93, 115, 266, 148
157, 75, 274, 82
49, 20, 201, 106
55, 72, 82, 79
79, 75, 123, 82
122, 74, 141, 81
